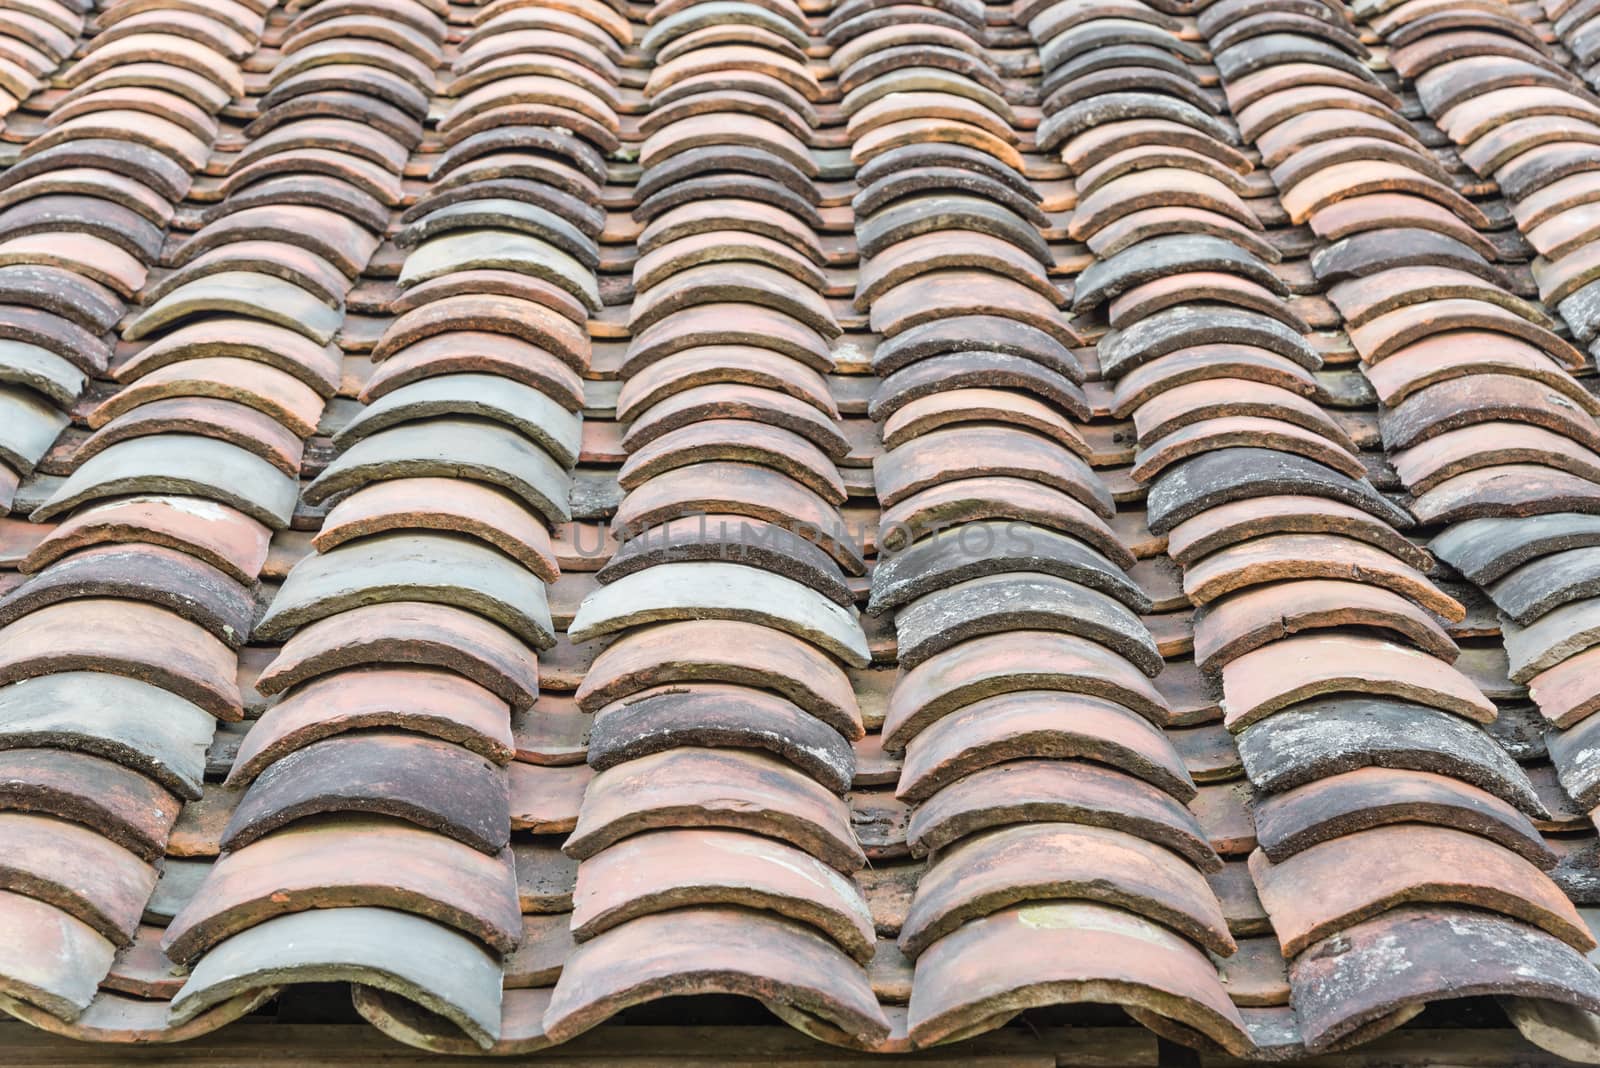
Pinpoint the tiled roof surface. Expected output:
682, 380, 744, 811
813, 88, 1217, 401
4, 0, 1600, 1060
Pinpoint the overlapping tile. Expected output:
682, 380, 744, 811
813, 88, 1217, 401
0, 0, 1598, 1058
0, 0, 281, 1036
541, 0, 890, 1049
1192, 0, 1600, 1052
841, 0, 1253, 1054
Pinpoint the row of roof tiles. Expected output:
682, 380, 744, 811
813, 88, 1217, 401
0, 0, 1599, 1059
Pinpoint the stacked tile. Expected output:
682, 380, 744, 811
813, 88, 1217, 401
1551, 0, 1600, 94
0, 0, 90, 138
1022, 0, 1358, 1057
0, 0, 280, 1038
88, 0, 556, 1051
538, 0, 891, 1051
1187, 0, 1600, 1054
323, 0, 621, 1051
1361, 0, 1600, 732
825, 0, 1246, 1054
0, 0, 271, 511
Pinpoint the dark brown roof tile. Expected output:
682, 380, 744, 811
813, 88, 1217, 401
1291, 907, 1600, 1052
588, 683, 855, 793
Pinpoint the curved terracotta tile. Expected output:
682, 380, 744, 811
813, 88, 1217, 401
335, 373, 582, 469
906, 902, 1251, 1052
313, 477, 559, 581
220, 732, 509, 853
1252, 824, 1589, 958
877, 476, 1130, 566
874, 424, 1104, 512
1410, 463, 1600, 525
74, 395, 307, 479
1290, 907, 1600, 1052
897, 690, 1195, 804
398, 196, 600, 270
33, 434, 298, 530
883, 630, 1169, 751
352, 983, 553, 1055
870, 311, 1079, 381
543, 906, 889, 1044
906, 759, 1220, 871
570, 828, 875, 960
257, 532, 554, 648
609, 463, 863, 574
1100, 308, 1320, 382
90, 361, 323, 449
573, 619, 862, 737
1133, 379, 1354, 453
1146, 447, 1411, 535
1040, 90, 1238, 154
634, 264, 836, 339
902, 822, 1234, 959
615, 347, 835, 426
371, 292, 589, 371
391, 266, 592, 325
1393, 422, 1600, 496
1310, 228, 1507, 289
1134, 415, 1367, 482
870, 270, 1081, 347
1235, 696, 1545, 816
623, 303, 833, 377
874, 349, 1089, 423
1331, 265, 1559, 330
881, 388, 1091, 455
1111, 271, 1308, 334
163, 817, 520, 964
598, 514, 853, 608
255, 601, 540, 711
0, 672, 211, 799
0, 810, 155, 945
859, 231, 1058, 310
1068, 235, 1280, 314
227, 667, 513, 788
1221, 634, 1495, 731
1487, 545, 1600, 626
589, 683, 855, 793
0, 986, 279, 1043
0, 541, 255, 649
1504, 597, 1600, 682
1253, 766, 1554, 867
0, 889, 114, 1021
1348, 298, 1584, 366
400, 230, 601, 310
170, 907, 504, 1048
896, 572, 1158, 674
1181, 533, 1463, 620
305, 418, 571, 528
1193, 578, 1458, 671
1529, 645, 1600, 727
618, 419, 844, 504
1381, 373, 1600, 454
621, 382, 851, 460
1309, 194, 1501, 261
564, 746, 865, 871
868, 520, 1150, 617
567, 561, 870, 667
0, 747, 179, 861
363, 331, 584, 410
0, 598, 240, 719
